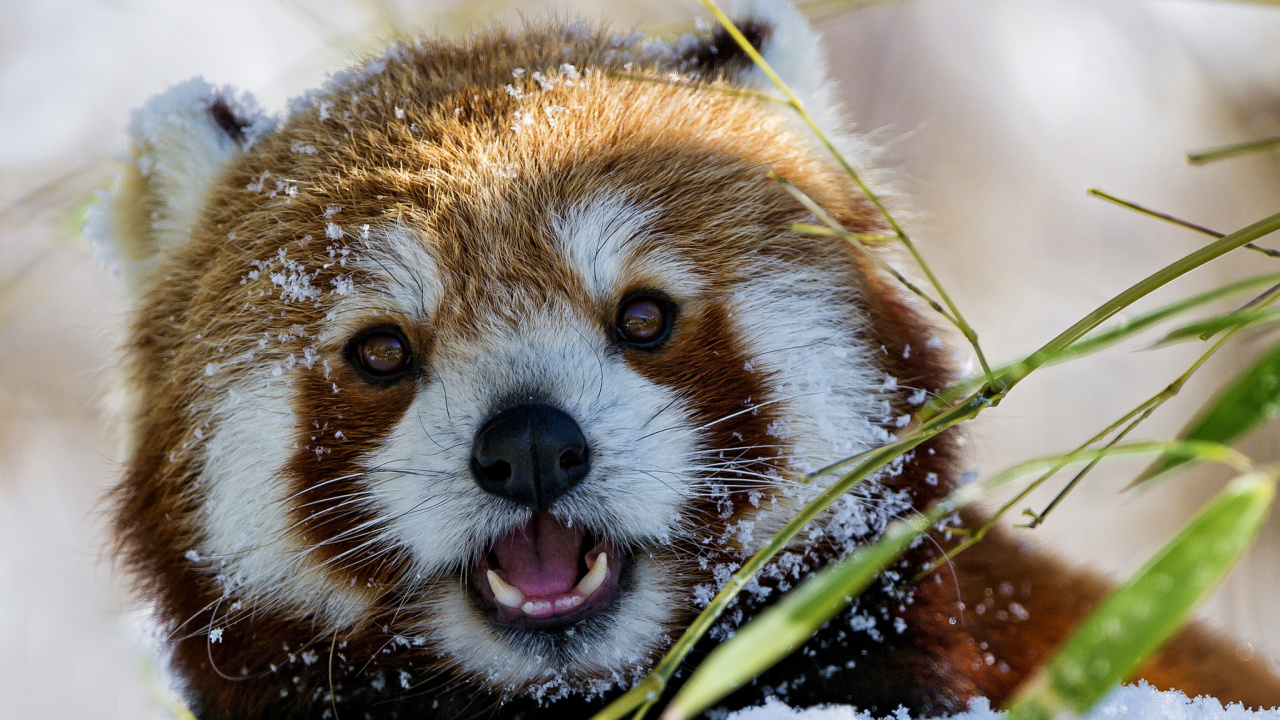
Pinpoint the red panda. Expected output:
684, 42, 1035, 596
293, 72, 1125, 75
89, 0, 1280, 717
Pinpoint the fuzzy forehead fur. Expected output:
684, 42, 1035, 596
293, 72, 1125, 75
100, 6, 963, 716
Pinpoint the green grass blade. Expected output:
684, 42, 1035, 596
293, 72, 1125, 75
1155, 307, 1280, 345
1007, 210, 1280, 387
924, 271, 1280, 413
1006, 470, 1276, 719
1137, 340, 1280, 483
1188, 136, 1280, 165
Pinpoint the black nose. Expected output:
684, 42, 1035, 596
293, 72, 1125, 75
470, 404, 591, 510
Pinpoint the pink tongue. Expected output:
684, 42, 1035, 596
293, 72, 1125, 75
492, 512, 584, 598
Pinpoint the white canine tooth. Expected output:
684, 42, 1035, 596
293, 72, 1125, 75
575, 552, 608, 597
486, 570, 525, 608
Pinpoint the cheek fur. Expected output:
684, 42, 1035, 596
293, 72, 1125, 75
623, 300, 784, 546
284, 367, 419, 589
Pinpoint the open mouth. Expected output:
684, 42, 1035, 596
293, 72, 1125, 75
475, 511, 625, 631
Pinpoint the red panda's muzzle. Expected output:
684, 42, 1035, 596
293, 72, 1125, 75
476, 512, 625, 631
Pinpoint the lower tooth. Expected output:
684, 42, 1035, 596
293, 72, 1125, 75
487, 570, 526, 608
555, 596, 584, 610
575, 552, 609, 597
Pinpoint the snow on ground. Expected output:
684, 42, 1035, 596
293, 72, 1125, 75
724, 684, 1280, 720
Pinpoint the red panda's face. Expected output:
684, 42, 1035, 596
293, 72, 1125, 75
99, 17, 955, 709
191, 165, 898, 694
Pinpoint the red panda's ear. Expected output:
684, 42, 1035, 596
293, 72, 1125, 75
729, 0, 840, 131
86, 78, 275, 291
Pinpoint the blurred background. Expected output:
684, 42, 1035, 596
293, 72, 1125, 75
1, 0, 1278, 717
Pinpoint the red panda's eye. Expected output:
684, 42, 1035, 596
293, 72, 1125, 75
352, 330, 410, 378
616, 296, 672, 348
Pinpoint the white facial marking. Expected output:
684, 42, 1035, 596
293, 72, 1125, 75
319, 224, 443, 346
197, 376, 372, 630
554, 194, 703, 301
555, 194, 651, 297
728, 253, 901, 550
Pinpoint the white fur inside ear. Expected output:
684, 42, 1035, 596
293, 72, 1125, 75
85, 78, 275, 285
731, 0, 841, 132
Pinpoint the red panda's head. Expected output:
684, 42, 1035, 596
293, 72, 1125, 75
92, 0, 959, 714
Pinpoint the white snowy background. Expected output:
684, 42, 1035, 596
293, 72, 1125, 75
1, 0, 1279, 718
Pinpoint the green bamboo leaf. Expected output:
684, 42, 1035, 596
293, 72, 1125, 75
659, 495, 967, 720
1006, 470, 1276, 720
1137, 340, 1280, 483
1155, 307, 1280, 345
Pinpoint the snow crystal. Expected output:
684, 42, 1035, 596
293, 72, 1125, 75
290, 140, 318, 154
723, 683, 1280, 719
246, 170, 271, 193
511, 110, 536, 132
331, 274, 355, 296
326, 223, 344, 240
266, 249, 322, 303
208, 628, 223, 643
532, 71, 556, 91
